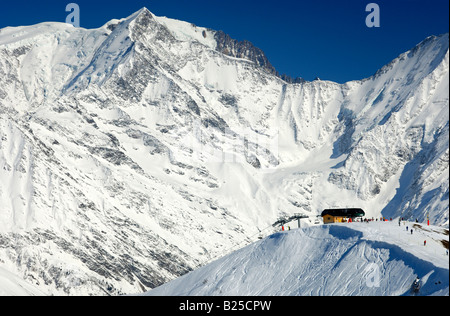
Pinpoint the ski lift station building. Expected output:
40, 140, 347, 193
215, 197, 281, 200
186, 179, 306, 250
321, 208, 365, 224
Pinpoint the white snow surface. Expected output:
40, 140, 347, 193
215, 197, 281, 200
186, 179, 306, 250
0, 266, 44, 296
0, 7, 448, 295
146, 221, 449, 296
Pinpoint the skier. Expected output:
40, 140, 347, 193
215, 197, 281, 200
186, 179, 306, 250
406, 226, 408, 231
412, 277, 421, 293
424, 240, 426, 246
411, 229, 413, 235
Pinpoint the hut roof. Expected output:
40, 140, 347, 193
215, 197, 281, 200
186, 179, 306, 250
321, 208, 365, 217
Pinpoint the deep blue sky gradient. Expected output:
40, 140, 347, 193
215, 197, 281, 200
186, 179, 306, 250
0, 0, 448, 83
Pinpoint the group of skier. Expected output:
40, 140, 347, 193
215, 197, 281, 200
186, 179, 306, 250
398, 219, 428, 246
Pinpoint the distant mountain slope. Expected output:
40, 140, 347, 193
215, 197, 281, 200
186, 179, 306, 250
0, 266, 44, 296
0, 7, 448, 295
146, 222, 449, 296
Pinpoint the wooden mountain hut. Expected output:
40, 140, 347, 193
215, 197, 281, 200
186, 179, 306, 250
321, 208, 365, 224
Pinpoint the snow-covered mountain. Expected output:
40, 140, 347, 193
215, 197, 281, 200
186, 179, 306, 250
146, 221, 449, 296
0, 8, 448, 295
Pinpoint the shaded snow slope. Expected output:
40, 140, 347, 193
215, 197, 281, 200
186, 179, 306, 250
147, 222, 449, 296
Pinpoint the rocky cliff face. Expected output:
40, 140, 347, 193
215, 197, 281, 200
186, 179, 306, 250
213, 29, 305, 83
0, 8, 448, 295
213, 30, 278, 75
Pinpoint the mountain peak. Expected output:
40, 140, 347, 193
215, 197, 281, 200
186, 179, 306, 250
372, 32, 449, 80
128, 7, 153, 21
118, 8, 299, 82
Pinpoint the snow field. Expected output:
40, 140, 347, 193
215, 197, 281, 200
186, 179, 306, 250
146, 221, 449, 296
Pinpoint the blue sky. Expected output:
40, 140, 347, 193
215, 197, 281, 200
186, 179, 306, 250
0, 0, 448, 83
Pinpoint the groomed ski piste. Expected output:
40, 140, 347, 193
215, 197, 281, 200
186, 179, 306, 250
145, 220, 449, 296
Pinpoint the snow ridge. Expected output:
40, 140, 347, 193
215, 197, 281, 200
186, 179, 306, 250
146, 222, 449, 296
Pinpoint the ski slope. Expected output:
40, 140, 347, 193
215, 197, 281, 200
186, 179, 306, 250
0, 267, 44, 296
146, 221, 449, 296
